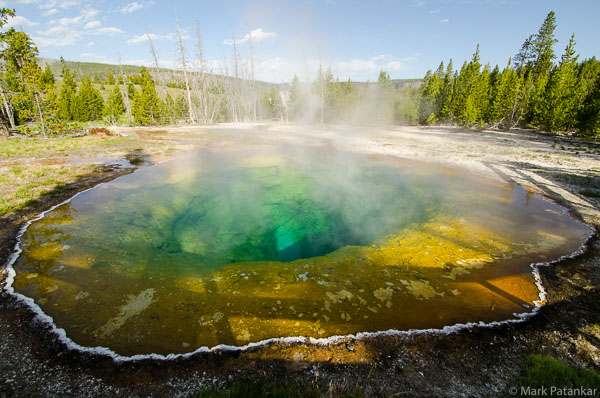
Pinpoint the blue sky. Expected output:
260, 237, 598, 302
2, 0, 599, 83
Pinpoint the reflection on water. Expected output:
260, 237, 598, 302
12, 148, 591, 356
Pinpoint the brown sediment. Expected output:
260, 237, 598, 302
0, 124, 599, 397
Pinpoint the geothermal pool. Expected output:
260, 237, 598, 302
10, 147, 591, 356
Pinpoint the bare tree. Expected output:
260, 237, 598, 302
145, 25, 166, 97
231, 32, 240, 122
0, 85, 15, 130
116, 51, 132, 121
248, 30, 257, 120
195, 18, 210, 123
319, 63, 324, 123
174, 5, 195, 124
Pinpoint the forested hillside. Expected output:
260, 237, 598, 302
0, 8, 598, 139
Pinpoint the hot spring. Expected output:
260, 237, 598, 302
9, 146, 591, 356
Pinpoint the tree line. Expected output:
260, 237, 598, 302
0, 8, 598, 139
418, 11, 600, 139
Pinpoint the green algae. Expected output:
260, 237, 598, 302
11, 149, 591, 356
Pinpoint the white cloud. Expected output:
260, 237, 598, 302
118, 2, 150, 14
127, 31, 180, 45
87, 41, 94, 46
95, 27, 124, 36
80, 9, 100, 21
252, 53, 421, 83
57, 0, 80, 8
84, 21, 100, 29
410, 1, 425, 7
440, 18, 449, 23
32, 34, 78, 47
127, 34, 150, 45
5, 15, 39, 28
39, 0, 82, 9
42, 8, 58, 17
337, 54, 416, 75
223, 28, 276, 46
16, 0, 40, 4
33, 8, 123, 48
429, 9, 440, 14
54, 15, 83, 27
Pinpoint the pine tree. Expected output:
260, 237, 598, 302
437, 59, 455, 121
521, 11, 558, 126
106, 71, 115, 85
288, 75, 305, 121
262, 87, 282, 120
127, 82, 135, 99
323, 67, 337, 121
377, 69, 391, 89
58, 68, 77, 121
577, 75, 600, 138
104, 86, 125, 123
418, 67, 442, 124
0, 28, 48, 135
452, 45, 483, 126
0, 8, 16, 134
541, 33, 579, 131
574, 57, 600, 117
74, 75, 103, 122
131, 67, 165, 125
532, 11, 558, 77
486, 64, 501, 122
343, 77, 356, 110
489, 58, 521, 126
40, 64, 54, 89
473, 63, 491, 124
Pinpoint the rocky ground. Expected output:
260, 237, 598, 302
0, 124, 598, 397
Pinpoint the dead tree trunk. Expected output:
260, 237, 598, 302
195, 19, 209, 123
174, 8, 195, 124
29, 79, 46, 138
0, 86, 15, 130
145, 26, 166, 99
320, 64, 324, 123
231, 32, 239, 122
249, 31, 257, 121
117, 52, 132, 121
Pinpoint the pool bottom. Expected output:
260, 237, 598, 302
7, 208, 593, 361
2, 223, 594, 362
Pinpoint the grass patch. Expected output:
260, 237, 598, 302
0, 129, 195, 217
198, 381, 363, 398
129, 157, 144, 165
14, 185, 35, 199
508, 355, 600, 397
10, 166, 25, 175
0, 135, 168, 160
0, 163, 96, 217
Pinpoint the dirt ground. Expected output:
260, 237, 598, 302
0, 123, 599, 397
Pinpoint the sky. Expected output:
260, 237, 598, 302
2, 0, 599, 83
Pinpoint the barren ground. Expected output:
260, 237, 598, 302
0, 124, 599, 397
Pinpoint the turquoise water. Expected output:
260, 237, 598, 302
64, 150, 440, 274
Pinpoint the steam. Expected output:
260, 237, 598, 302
134, 1, 419, 126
